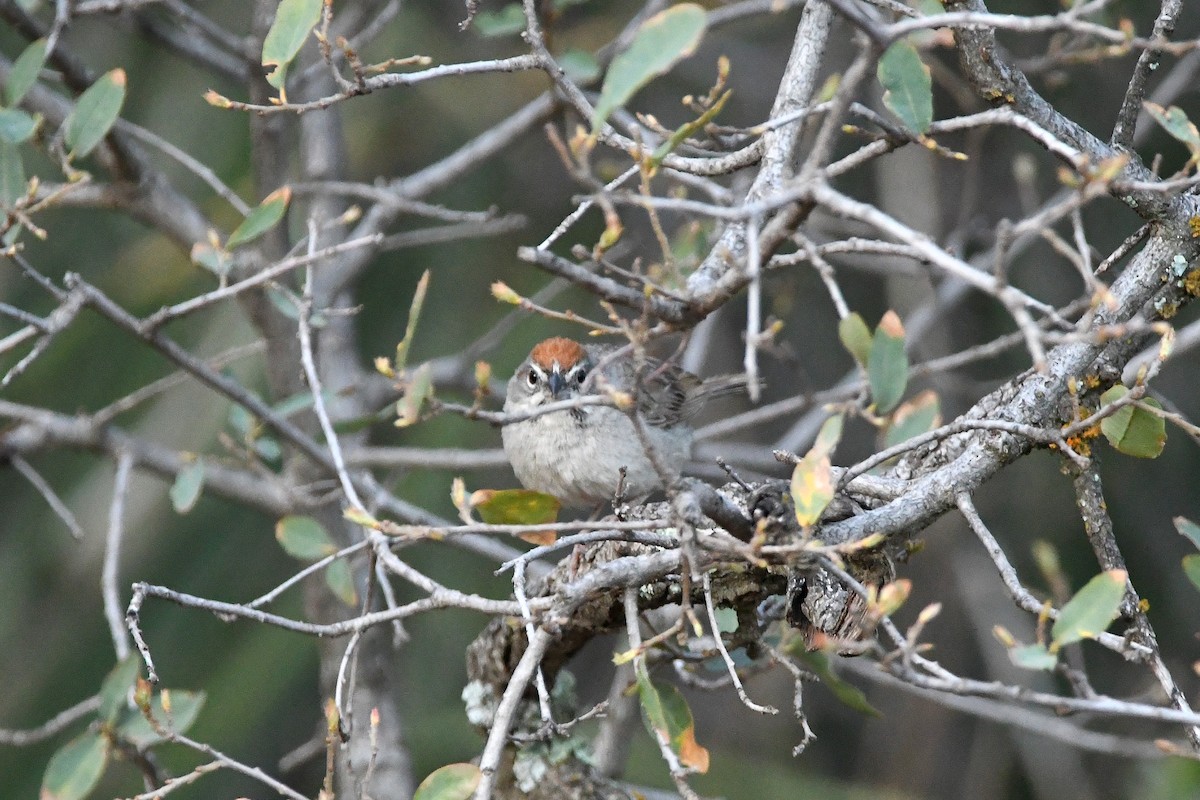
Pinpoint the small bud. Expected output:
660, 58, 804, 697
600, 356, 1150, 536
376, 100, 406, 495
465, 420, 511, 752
203, 89, 232, 108
992, 625, 1016, 647
474, 360, 492, 390
609, 390, 634, 410
873, 578, 912, 617
916, 602, 942, 625
595, 221, 623, 255
451, 477, 471, 523
325, 698, 339, 732
343, 506, 378, 528
1091, 153, 1130, 184
1158, 328, 1175, 361
1057, 165, 1081, 188
134, 677, 153, 709
568, 125, 595, 159
490, 281, 521, 305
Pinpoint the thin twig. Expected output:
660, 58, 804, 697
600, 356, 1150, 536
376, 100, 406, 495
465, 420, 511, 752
103, 451, 135, 661
10, 455, 84, 539
0, 696, 101, 745
701, 572, 777, 714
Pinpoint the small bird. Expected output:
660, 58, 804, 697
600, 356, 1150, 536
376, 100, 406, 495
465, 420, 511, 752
502, 337, 749, 507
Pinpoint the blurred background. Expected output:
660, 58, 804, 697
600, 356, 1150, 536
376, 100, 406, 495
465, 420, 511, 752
2, 0, 1200, 797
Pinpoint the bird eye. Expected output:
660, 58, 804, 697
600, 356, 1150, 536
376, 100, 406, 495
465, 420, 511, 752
525, 369, 539, 387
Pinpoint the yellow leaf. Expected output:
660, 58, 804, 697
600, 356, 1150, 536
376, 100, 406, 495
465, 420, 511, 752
517, 529, 558, 546
470, 488, 561, 526
790, 452, 833, 527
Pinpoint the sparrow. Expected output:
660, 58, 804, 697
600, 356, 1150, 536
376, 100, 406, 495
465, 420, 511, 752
502, 337, 749, 507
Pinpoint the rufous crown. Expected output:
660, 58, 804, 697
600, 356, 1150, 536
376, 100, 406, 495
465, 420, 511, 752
529, 337, 587, 370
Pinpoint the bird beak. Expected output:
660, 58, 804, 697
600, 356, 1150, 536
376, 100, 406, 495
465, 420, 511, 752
547, 369, 568, 398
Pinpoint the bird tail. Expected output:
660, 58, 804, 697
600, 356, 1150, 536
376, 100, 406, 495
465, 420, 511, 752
680, 373, 761, 421
697, 373, 761, 400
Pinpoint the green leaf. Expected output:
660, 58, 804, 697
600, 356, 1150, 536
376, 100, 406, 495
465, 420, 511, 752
884, 390, 941, 448
1098, 385, 1130, 429
591, 3, 707, 132
190, 241, 232, 277
228, 396, 283, 464
252, 433, 282, 463
904, 0, 946, 45
713, 606, 738, 634
1144, 102, 1200, 157
263, 287, 325, 327
470, 488, 561, 525
114, 689, 205, 747
838, 312, 872, 367
1120, 398, 1166, 458
1099, 386, 1166, 458
1051, 569, 1127, 647
1174, 517, 1200, 551
559, 48, 601, 84
64, 68, 127, 159
262, 0, 323, 92
275, 515, 336, 560
98, 656, 141, 724
41, 731, 108, 800
273, 389, 316, 418
6, 38, 48, 107
227, 403, 254, 437
0, 139, 26, 208
325, 558, 359, 607
265, 285, 298, 318
812, 413, 844, 458
0, 108, 39, 144
413, 763, 482, 800
224, 390, 281, 464
394, 270, 430, 372
169, 458, 205, 514
790, 451, 833, 528
1009, 643, 1058, 671
1182, 554, 1200, 593
793, 650, 880, 716
636, 665, 710, 773
877, 39, 932, 134
472, 4, 525, 37
868, 310, 908, 414
227, 186, 291, 249
395, 362, 433, 428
